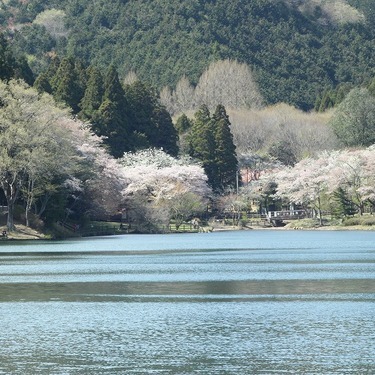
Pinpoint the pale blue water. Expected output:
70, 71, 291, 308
0, 230, 374, 374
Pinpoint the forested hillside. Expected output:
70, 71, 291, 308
1, 0, 375, 110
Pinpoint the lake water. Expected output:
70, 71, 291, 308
0, 230, 374, 374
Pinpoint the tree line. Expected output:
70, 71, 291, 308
34, 56, 178, 158
0, 41, 240, 232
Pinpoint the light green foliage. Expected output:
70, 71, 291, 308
0, 80, 77, 230
329, 87, 375, 147
33, 9, 68, 38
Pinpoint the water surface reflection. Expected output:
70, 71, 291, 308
0, 231, 374, 374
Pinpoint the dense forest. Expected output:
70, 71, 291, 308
1, 0, 375, 110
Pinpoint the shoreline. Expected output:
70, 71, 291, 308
1, 223, 375, 241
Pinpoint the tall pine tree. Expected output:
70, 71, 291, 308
51, 57, 84, 113
95, 65, 130, 157
212, 104, 239, 192
125, 80, 178, 155
79, 66, 104, 120
188, 105, 217, 190
188, 104, 238, 193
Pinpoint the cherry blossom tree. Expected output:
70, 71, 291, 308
60, 118, 126, 221
274, 155, 332, 224
272, 146, 375, 221
120, 148, 211, 231
324, 148, 375, 214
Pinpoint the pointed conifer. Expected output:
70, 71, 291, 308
153, 105, 179, 156
95, 65, 130, 157
189, 105, 217, 189
34, 72, 53, 94
125, 80, 178, 154
212, 104, 239, 191
52, 57, 83, 113
79, 66, 104, 120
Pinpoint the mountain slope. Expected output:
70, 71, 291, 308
2, 0, 375, 110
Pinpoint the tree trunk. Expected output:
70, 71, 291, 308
317, 196, 323, 226
3, 180, 20, 232
25, 179, 34, 227
6, 200, 15, 232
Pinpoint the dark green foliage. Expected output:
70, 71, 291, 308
188, 104, 238, 192
368, 77, 375, 96
4, 0, 375, 110
125, 80, 178, 155
268, 141, 297, 166
94, 66, 130, 157
51, 56, 85, 113
332, 187, 357, 219
213, 105, 238, 191
152, 106, 179, 157
33, 71, 53, 94
11, 55, 34, 85
175, 114, 193, 135
189, 105, 218, 190
79, 66, 104, 119
33, 59, 179, 158
0, 33, 34, 84
315, 84, 353, 112
0, 34, 15, 81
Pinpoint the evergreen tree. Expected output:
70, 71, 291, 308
79, 66, 104, 120
34, 71, 53, 94
0, 34, 16, 81
188, 105, 217, 190
0, 33, 34, 84
126, 80, 158, 148
212, 104, 239, 192
329, 87, 375, 147
13, 55, 34, 86
125, 80, 178, 155
175, 113, 192, 134
188, 104, 239, 192
332, 187, 357, 219
95, 65, 130, 157
45, 55, 61, 80
368, 77, 375, 97
51, 57, 83, 113
152, 106, 179, 156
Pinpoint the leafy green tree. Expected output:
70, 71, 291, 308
7, 0, 375, 110
189, 104, 239, 192
329, 87, 375, 147
0, 33, 34, 84
152, 106, 179, 156
368, 77, 375, 97
0, 80, 77, 231
12, 55, 34, 85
